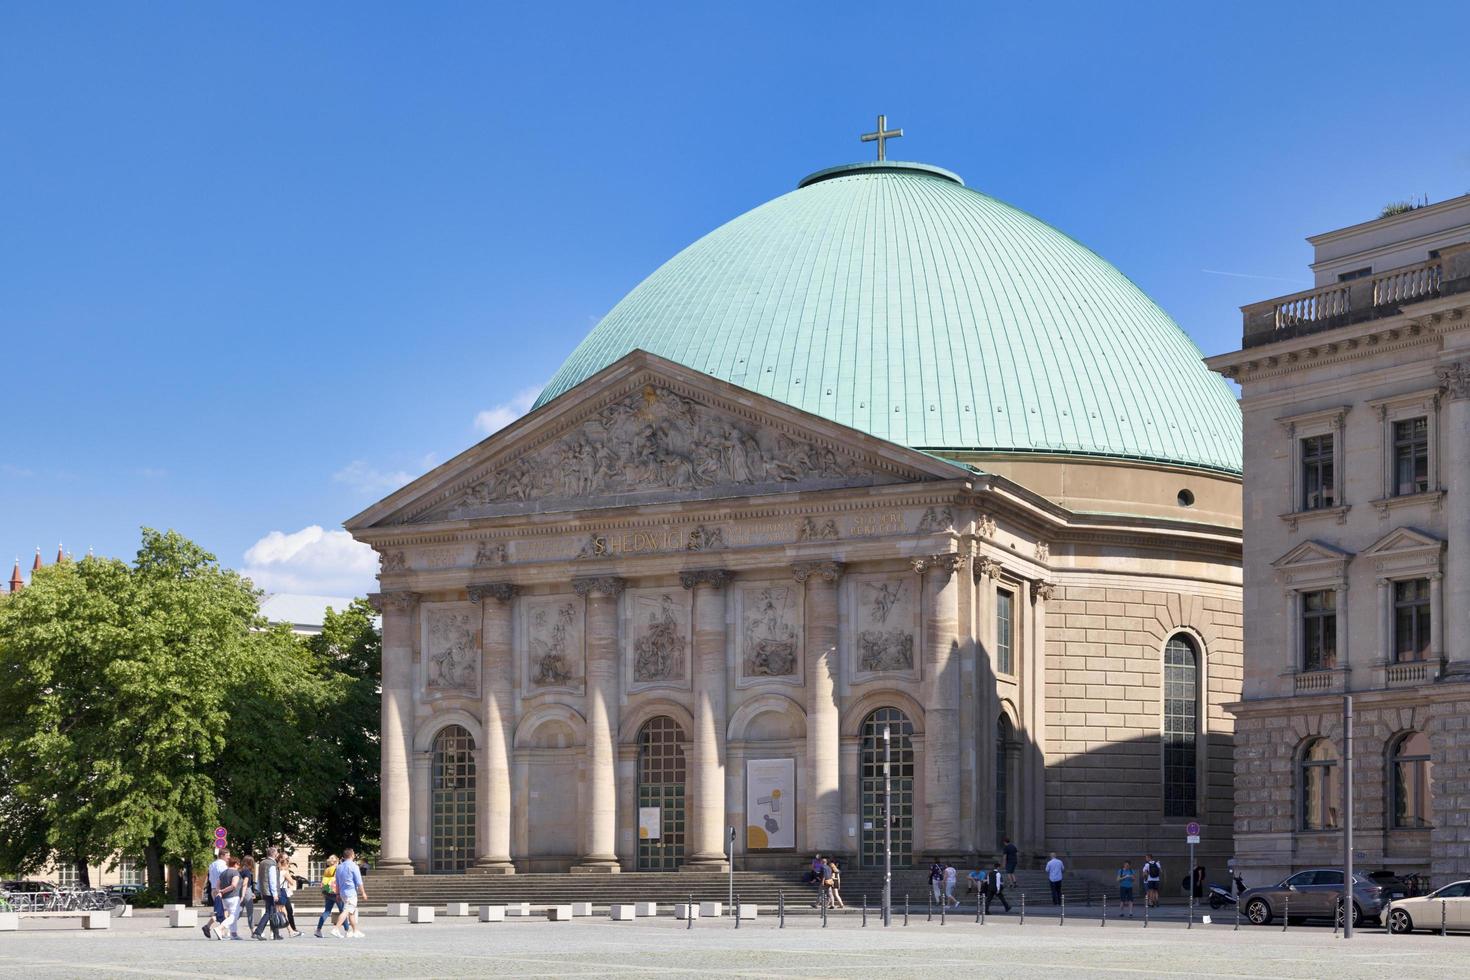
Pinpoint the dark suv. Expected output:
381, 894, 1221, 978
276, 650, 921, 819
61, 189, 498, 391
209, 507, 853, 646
1241, 868, 1397, 927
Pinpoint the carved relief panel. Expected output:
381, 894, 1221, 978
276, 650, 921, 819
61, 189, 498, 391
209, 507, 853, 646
847, 573, 920, 683
520, 595, 585, 697
420, 603, 482, 701
624, 588, 691, 693
737, 583, 803, 688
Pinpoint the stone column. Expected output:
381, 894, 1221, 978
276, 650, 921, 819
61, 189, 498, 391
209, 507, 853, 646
1431, 571, 1445, 665
369, 591, 419, 875
1333, 581, 1350, 676
681, 569, 734, 869
1438, 361, 1470, 675
915, 553, 965, 857
1026, 580, 1054, 851
793, 560, 844, 855
572, 575, 625, 873
469, 583, 519, 874
1376, 577, 1392, 667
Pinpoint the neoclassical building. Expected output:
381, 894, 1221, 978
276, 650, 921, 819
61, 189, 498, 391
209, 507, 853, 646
1208, 194, 1470, 887
348, 153, 1245, 875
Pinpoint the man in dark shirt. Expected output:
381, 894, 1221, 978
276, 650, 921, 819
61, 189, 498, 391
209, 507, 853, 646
1002, 837, 1019, 889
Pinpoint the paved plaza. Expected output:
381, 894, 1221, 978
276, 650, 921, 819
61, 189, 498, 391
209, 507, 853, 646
1, 910, 1466, 979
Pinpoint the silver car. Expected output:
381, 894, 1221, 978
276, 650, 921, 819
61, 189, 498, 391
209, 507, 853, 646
1240, 868, 1398, 928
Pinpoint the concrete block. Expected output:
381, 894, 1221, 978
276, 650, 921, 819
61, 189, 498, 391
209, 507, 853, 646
505, 902, 533, 916
446, 902, 471, 916
675, 903, 699, 920
386, 902, 410, 917
546, 905, 574, 921
633, 901, 658, 917
117, 905, 133, 918
478, 905, 506, 922
162, 904, 186, 913
409, 906, 434, 924
0, 912, 18, 931
737, 904, 758, 920
570, 902, 593, 916
699, 901, 723, 918
168, 909, 198, 928
83, 911, 110, 930
609, 904, 636, 921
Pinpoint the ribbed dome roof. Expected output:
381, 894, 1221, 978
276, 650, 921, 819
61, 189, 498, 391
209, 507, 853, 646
537, 161, 1241, 474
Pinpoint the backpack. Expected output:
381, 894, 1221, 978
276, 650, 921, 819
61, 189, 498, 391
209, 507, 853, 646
1146, 862, 1161, 881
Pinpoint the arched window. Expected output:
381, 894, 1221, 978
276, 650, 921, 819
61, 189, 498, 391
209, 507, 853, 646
995, 715, 1014, 846
636, 716, 687, 870
858, 708, 914, 868
430, 724, 476, 873
1391, 731, 1432, 829
1162, 635, 1199, 818
1299, 738, 1341, 831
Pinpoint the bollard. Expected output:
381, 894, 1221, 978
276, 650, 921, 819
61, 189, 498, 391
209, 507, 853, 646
779, 890, 785, 929
862, 894, 867, 927
1333, 897, 1340, 937
688, 894, 693, 931
1234, 897, 1240, 931
821, 888, 828, 928
940, 896, 946, 926
735, 893, 740, 930
1442, 899, 1448, 937
1143, 894, 1148, 929
1384, 897, 1392, 937
904, 894, 909, 927
1020, 891, 1026, 926
1188, 893, 1193, 930
976, 895, 981, 925
1060, 893, 1065, 926
1282, 894, 1288, 933
927, 893, 933, 922
1101, 893, 1106, 927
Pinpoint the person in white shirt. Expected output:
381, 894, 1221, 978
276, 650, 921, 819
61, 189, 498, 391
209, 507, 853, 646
943, 863, 959, 908
1045, 852, 1065, 904
204, 849, 229, 939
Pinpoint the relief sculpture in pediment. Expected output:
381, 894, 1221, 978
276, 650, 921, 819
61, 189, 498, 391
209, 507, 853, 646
632, 592, 687, 683
856, 578, 915, 673
454, 384, 861, 512
425, 609, 480, 694
743, 586, 799, 678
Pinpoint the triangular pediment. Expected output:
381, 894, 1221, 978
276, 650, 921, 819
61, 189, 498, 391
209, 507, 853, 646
1271, 539, 1354, 570
1359, 526, 1443, 558
346, 351, 969, 530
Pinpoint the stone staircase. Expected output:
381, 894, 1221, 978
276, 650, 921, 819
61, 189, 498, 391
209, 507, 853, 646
362, 867, 1105, 913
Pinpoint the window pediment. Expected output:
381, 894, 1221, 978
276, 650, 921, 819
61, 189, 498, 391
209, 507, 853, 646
1272, 539, 1353, 588
1359, 526, 1444, 576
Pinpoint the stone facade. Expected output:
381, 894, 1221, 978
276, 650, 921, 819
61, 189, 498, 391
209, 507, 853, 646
349, 351, 1243, 875
1208, 198, 1470, 887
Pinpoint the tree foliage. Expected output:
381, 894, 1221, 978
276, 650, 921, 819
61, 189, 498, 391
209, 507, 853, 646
0, 529, 380, 887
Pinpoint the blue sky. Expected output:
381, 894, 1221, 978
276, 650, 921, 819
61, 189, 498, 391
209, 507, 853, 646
3, 1, 1468, 598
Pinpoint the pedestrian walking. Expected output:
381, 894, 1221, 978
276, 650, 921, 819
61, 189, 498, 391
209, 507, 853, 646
214, 858, 241, 940
315, 854, 347, 937
943, 863, 960, 908
251, 847, 283, 941
1142, 854, 1163, 908
1045, 852, 1064, 905
238, 856, 258, 933
277, 854, 302, 937
828, 857, 846, 909
1117, 860, 1136, 918
983, 863, 1011, 913
333, 847, 366, 938
203, 848, 229, 939
929, 861, 944, 905
1002, 837, 1019, 889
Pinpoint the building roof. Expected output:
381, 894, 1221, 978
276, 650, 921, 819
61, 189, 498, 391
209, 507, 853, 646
537, 160, 1242, 475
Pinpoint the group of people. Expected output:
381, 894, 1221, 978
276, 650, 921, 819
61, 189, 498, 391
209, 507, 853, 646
806, 854, 845, 909
203, 847, 367, 941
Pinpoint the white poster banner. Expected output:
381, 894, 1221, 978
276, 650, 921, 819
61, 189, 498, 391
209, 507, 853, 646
638, 806, 661, 840
746, 758, 796, 849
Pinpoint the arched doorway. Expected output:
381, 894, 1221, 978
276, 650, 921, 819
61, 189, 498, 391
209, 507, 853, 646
431, 724, 476, 873
859, 707, 914, 868
996, 715, 1015, 848
637, 716, 687, 870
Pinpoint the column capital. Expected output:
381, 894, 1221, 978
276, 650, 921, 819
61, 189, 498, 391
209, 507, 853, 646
1031, 579, 1056, 603
679, 568, 734, 590
572, 575, 626, 597
911, 553, 966, 576
1438, 361, 1470, 400
468, 582, 520, 604
791, 559, 845, 584
368, 590, 420, 614
974, 556, 1002, 582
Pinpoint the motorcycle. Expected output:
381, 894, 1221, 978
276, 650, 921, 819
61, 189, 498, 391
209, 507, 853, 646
1207, 874, 1247, 910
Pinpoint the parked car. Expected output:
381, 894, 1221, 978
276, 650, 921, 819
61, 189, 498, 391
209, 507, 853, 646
1240, 868, 1401, 928
105, 883, 147, 898
1, 880, 58, 894
1383, 880, 1470, 934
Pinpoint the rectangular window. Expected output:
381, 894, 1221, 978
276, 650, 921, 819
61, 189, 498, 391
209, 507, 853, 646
1392, 417, 1429, 496
1337, 266, 1373, 282
117, 858, 143, 886
54, 860, 79, 888
1302, 589, 1337, 671
995, 588, 1014, 676
1393, 578, 1431, 663
307, 858, 325, 883
1301, 435, 1335, 510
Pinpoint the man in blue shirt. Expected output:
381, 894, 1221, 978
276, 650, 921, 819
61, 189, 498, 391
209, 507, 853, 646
333, 848, 367, 939
204, 849, 229, 939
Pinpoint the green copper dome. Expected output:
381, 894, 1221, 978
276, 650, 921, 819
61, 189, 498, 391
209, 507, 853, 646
537, 161, 1242, 474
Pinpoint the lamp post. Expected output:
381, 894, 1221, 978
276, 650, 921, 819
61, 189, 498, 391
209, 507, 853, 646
883, 725, 893, 927
728, 826, 736, 911
1343, 694, 1354, 939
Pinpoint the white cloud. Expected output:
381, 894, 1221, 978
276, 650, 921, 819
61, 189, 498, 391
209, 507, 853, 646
242, 525, 378, 596
333, 460, 413, 495
474, 384, 544, 435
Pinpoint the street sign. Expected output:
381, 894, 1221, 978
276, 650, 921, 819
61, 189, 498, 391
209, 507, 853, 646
1186, 834, 1200, 845
214, 826, 227, 837
1185, 821, 1201, 837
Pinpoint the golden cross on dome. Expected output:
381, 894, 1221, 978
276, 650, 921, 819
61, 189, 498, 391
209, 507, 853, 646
860, 114, 903, 161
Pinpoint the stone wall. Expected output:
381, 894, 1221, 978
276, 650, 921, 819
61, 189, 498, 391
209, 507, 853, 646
1043, 583, 1242, 869
1428, 688, 1470, 883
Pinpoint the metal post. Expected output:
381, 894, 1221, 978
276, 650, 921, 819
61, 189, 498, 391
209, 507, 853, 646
882, 725, 892, 928
904, 894, 909, 927
1101, 893, 1106, 927
1143, 893, 1148, 928
1234, 896, 1240, 931
1442, 899, 1447, 937
1189, 837, 1196, 929
687, 893, 693, 930
1282, 893, 1288, 932
862, 894, 867, 927
779, 890, 784, 929
1060, 893, 1065, 926
940, 892, 946, 926
821, 886, 828, 928
1343, 694, 1355, 939
927, 892, 932, 922
1019, 891, 1025, 926
735, 892, 740, 930
976, 892, 982, 925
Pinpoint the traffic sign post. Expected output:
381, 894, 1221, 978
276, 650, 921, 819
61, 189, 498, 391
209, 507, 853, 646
1185, 822, 1201, 925
213, 826, 228, 855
